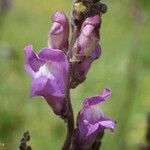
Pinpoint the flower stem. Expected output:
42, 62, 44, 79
62, 2, 82, 148
62, 62, 74, 150
61, 23, 80, 150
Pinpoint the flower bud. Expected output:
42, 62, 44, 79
71, 44, 101, 88
73, 1, 89, 22
72, 15, 101, 62
48, 11, 69, 52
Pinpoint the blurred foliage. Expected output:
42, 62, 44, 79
0, 0, 150, 150
136, 0, 150, 10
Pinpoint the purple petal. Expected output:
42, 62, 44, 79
30, 76, 66, 115
50, 22, 63, 35
78, 119, 88, 138
71, 44, 102, 88
82, 15, 101, 28
24, 45, 44, 77
86, 123, 99, 137
90, 44, 102, 60
30, 76, 64, 97
78, 122, 101, 149
72, 15, 101, 62
75, 44, 101, 79
30, 76, 49, 97
80, 105, 104, 124
98, 118, 116, 131
37, 48, 68, 85
49, 22, 65, 50
49, 11, 69, 51
82, 24, 95, 37
75, 58, 92, 80
44, 94, 67, 115
84, 88, 112, 106
51, 11, 68, 25
38, 48, 67, 63
101, 88, 112, 99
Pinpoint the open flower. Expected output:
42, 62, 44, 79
72, 15, 101, 62
24, 45, 69, 116
48, 11, 69, 52
72, 88, 116, 149
71, 44, 101, 88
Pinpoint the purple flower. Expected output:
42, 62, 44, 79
48, 11, 69, 52
71, 44, 101, 88
72, 88, 116, 149
72, 15, 101, 62
24, 45, 69, 116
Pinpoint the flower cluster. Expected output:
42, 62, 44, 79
24, 11, 102, 116
24, 0, 116, 149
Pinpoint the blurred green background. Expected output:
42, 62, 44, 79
0, 0, 150, 149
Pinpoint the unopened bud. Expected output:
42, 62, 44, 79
71, 44, 101, 88
48, 11, 69, 52
73, 1, 88, 21
72, 15, 101, 62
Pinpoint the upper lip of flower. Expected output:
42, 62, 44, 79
24, 44, 69, 92
50, 22, 64, 35
82, 24, 95, 37
24, 45, 68, 78
77, 88, 116, 137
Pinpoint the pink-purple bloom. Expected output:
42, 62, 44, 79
48, 11, 69, 52
72, 88, 116, 149
71, 44, 101, 88
72, 15, 101, 62
24, 45, 69, 116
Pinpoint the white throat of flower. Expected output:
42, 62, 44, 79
84, 105, 104, 123
35, 63, 55, 79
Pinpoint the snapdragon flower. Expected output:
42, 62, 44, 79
72, 15, 101, 62
24, 45, 69, 116
72, 88, 116, 149
48, 11, 69, 52
71, 44, 101, 88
